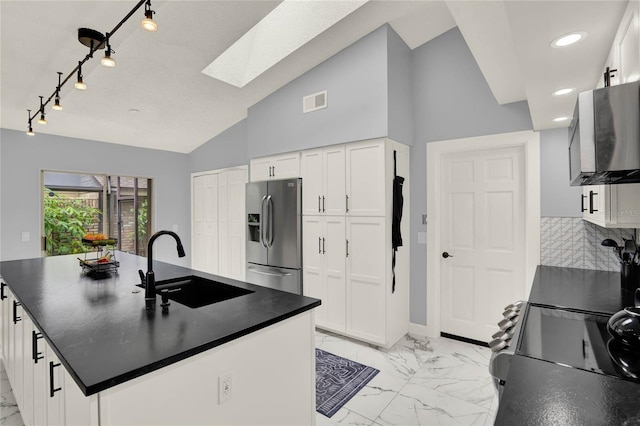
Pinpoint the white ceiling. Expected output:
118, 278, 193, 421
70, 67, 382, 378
0, 0, 629, 153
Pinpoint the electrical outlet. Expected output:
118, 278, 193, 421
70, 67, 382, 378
218, 372, 233, 404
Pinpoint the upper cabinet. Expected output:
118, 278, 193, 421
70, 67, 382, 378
301, 146, 346, 215
250, 152, 300, 182
582, 184, 640, 228
346, 140, 386, 216
601, 1, 640, 88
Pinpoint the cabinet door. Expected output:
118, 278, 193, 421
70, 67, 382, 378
323, 216, 346, 333
46, 345, 65, 426
346, 141, 386, 216
619, 8, 640, 84
583, 186, 607, 224
33, 325, 48, 426
203, 174, 219, 275
303, 216, 326, 326
323, 146, 346, 216
250, 157, 272, 182
227, 169, 248, 281
346, 217, 386, 345
273, 152, 301, 179
22, 316, 36, 426
1, 281, 8, 364
301, 149, 324, 215
4, 290, 15, 381
12, 294, 24, 404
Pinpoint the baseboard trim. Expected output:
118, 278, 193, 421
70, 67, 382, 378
408, 322, 429, 338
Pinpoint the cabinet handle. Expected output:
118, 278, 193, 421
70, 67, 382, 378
589, 190, 598, 214
13, 300, 22, 324
346, 239, 349, 257
318, 237, 322, 254
322, 237, 326, 254
346, 195, 349, 213
318, 196, 321, 213
581, 195, 587, 213
322, 196, 325, 213
0, 282, 6, 300
49, 361, 62, 397
32, 331, 44, 364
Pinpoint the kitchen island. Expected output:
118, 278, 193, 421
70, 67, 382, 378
0, 251, 320, 425
495, 266, 640, 425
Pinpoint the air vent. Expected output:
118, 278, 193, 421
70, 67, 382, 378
303, 90, 327, 113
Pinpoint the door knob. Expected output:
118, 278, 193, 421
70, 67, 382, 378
442, 252, 453, 259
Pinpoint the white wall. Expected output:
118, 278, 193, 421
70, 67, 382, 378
0, 129, 191, 267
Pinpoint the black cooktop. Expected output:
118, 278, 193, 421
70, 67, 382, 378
517, 304, 640, 382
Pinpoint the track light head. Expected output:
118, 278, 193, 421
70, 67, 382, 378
142, 0, 157, 32
75, 62, 87, 90
26, 109, 35, 136
53, 72, 63, 110
37, 96, 47, 124
101, 34, 116, 68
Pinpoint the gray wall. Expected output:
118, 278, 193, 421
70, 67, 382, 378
410, 28, 533, 325
246, 25, 390, 158
0, 129, 191, 267
189, 119, 249, 173
387, 26, 414, 147
540, 127, 582, 217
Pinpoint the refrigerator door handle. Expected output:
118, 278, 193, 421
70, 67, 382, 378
260, 196, 268, 248
267, 195, 274, 247
247, 267, 293, 277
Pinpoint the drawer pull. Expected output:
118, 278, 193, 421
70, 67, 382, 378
32, 331, 44, 363
0, 282, 6, 300
13, 300, 22, 324
49, 361, 62, 397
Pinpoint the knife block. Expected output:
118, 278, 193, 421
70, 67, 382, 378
621, 263, 640, 291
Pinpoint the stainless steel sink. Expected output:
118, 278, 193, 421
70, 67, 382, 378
137, 275, 254, 308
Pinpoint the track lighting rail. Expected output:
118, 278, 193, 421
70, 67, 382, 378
26, 0, 155, 130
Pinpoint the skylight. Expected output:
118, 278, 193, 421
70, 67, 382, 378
202, 0, 369, 88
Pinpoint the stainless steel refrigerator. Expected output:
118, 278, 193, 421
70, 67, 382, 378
245, 178, 302, 294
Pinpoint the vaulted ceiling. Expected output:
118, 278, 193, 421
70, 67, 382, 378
0, 1, 628, 153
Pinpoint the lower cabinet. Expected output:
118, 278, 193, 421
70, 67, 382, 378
1, 286, 97, 426
303, 215, 408, 348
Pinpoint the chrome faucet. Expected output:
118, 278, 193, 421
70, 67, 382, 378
145, 230, 186, 311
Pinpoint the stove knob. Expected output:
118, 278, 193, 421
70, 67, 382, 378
491, 330, 512, 341
489, 338, 507, 352
502, 309, 518, 320
498, 316, 519, 330
504, 301, 524, 311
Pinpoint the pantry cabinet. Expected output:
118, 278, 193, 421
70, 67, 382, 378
582, 184, 640, 228
250, 152, 300, 182
301, 146, 346, 216
192, 167, 248, 281
302, 216, 347, 333
301, 138, 410, 348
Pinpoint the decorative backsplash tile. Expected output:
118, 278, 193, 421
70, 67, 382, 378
540, 217, 638, 272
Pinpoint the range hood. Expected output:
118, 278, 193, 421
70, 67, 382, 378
569, 81, 640, 185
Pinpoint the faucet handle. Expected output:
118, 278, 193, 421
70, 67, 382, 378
138, 269, 146, 286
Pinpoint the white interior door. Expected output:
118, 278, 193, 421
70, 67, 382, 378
218, 172, 229, 278
227, 169, 247, 280
440, 146, 526, 342
203, 174, 219, 274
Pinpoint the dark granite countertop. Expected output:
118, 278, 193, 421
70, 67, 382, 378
0, 252, 320, 396
495, 265, 640, 425
527, 265, 637, 315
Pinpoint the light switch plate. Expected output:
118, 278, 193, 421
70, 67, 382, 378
21, 232, 30, 242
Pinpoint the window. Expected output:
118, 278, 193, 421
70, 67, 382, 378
42, 171, 152, 257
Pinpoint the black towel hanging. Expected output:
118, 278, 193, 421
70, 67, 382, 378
392, 150, 404, 294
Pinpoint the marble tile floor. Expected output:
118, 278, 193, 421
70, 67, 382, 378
0, 330, 496, 426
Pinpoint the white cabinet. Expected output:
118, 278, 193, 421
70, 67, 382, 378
1, 280, 8, 364
346, 217, 386, 344
250, 152, 300, 182
192, 167, 248, 281
302, 138, 410, 348
302, 216, 346, 333
346, 140, 386, 216
301, 146, 346, 215
582, 184, 640, 228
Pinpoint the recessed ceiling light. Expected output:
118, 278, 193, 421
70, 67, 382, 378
552, 88, 575, 96
553, 116, 570, 122
551, 32, 587, 48
202, 0, 369, 88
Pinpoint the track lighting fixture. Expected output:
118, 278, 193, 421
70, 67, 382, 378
101, 33, 116, 68
53, 72, 63, 110
26, 110, 35, 136
75, 62, 87, 90
25, 0, 158, 134
142, 0, 158, 32
38, 96, 47, 125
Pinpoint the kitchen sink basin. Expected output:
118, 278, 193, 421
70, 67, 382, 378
137, 275, 254, 308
